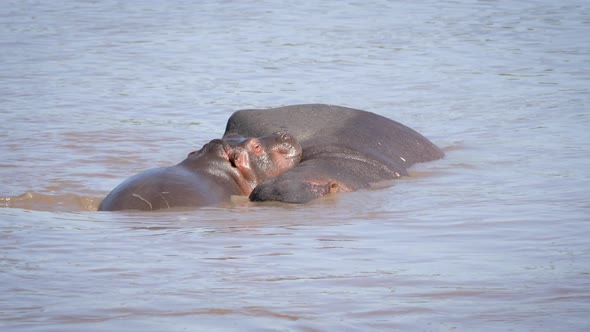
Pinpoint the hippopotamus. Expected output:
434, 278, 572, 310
223, 104, 444, 203
98, 132, 301, 211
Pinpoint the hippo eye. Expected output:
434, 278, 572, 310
248, 138, 263, 153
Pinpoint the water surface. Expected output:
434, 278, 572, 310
1, 0, 589, 331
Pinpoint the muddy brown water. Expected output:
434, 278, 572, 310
1, 1, 589, 331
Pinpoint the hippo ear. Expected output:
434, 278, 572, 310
187, 149, 200, 158
328, 181, 340, 194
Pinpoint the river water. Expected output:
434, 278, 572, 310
1, 0, 589, 331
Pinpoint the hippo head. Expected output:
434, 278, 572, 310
184, 133, 301, 196
231, 131, 302, 191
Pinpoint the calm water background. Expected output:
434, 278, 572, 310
1, 0, 589, 331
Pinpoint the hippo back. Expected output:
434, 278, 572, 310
224, 104, 443, 170
224, 104, 444, 203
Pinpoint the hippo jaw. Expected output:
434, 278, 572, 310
249, 176, 346, 204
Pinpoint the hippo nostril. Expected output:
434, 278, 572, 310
228, 149, 241, 167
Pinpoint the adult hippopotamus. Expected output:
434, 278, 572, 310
98, 131, 301, 211
223, 104, 444, 203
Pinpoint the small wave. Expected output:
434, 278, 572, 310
0, 192, 101, 212
442, 143, 465, 152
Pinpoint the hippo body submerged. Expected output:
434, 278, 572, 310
98, 132, 301, 211
223, 104, 443, 203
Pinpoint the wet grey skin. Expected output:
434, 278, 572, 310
98, 132, 301, 211
223, 104, 443, 203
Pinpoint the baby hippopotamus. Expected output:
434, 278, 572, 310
98, 132, 301, 211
